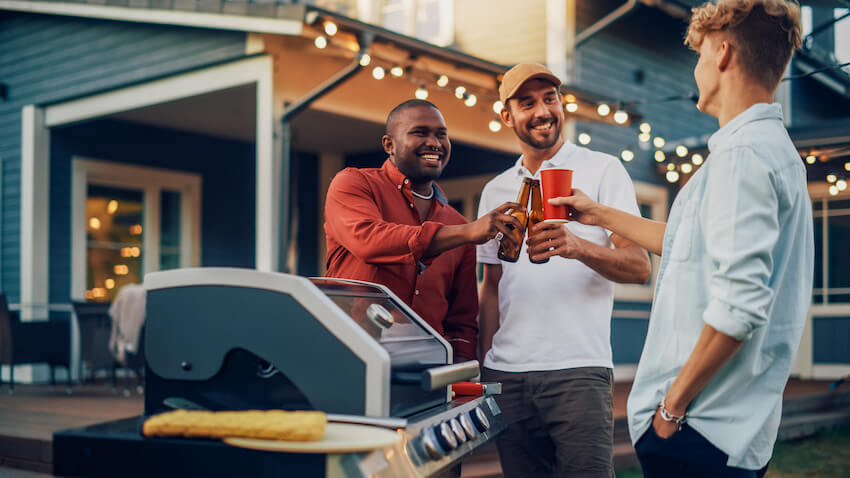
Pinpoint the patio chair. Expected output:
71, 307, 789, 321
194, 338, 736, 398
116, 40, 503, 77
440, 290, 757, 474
0, 293, 72, 393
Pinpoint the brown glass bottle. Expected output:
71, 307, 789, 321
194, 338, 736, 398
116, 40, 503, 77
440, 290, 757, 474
498, 178, 531, 263
527, 179, 550, 264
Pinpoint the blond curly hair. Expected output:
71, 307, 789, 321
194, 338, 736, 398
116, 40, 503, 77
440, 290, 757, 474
685, 0, 802, 91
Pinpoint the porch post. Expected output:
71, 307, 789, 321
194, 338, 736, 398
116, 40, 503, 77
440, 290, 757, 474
20, 105, 50, 321
255, 59, 278, 272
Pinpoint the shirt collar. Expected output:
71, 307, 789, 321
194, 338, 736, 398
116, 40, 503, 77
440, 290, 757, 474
513, 141, 574, 178
708, 103, 784, 153
381, 159, 448, 205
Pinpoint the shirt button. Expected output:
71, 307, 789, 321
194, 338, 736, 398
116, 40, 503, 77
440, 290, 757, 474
415, 289, 420, 296
409, 203, 414, 208
404, 179, 409, 185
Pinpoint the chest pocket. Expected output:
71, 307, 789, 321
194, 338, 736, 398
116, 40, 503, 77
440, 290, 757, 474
668, 198, 698, 262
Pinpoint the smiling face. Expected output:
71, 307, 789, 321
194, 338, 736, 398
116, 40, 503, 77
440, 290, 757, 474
501, 79, 563, 150
383, 105, 450, 183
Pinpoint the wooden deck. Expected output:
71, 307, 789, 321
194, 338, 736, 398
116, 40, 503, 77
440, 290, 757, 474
0, 379, 844, 477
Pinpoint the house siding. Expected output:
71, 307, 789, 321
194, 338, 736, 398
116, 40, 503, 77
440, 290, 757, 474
573, 1, 716, 185
0, 12, 247, 303
812, 316, 850, 363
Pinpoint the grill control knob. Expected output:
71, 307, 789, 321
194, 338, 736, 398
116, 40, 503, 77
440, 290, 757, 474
449, 417, 467, 444
435, 422, 458, 451
459, 413, 478, 440
420, 431, 444, 460
469, 407, 491, 433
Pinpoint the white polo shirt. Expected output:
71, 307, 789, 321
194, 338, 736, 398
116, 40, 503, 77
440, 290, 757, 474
477, 141, 640, 372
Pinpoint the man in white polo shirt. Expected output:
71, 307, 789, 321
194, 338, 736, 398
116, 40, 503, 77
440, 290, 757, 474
477, 63, 651, 478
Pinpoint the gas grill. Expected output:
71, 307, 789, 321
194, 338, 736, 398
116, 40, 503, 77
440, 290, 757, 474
54, 268, 504, 477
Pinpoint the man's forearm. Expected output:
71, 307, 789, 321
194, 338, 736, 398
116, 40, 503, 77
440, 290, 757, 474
664, 324, 745, 415
425, 224, 470, 257
576, 238, 651, 284
597, 206, 666, 256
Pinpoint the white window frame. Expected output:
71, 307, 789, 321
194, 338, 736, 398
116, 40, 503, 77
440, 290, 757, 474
71, 158, 201, 301
808, 182, 850, 305
613, 181, 667, 302
381, 0, 454, 46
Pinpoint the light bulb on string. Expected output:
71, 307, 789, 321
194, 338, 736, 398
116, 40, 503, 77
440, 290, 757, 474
489, 120, 502, 132
566, 102, 579, 113
667, 163, 676, 171
639, 132, 651, 143
846, 162, 850, 171
837, 179, 847, 191
676, 145, 688, 157
829, 185, 840, 196
681, 163, 693, 174
806, 155, 816, 164
437, 75, 449, 87
493, 101, 503, 114
390, 66, 404, 78
640, 122, 651, 134
653, 137, 665, 148
654, 151, 665, 162
621, 150, 634, 162
464, 94, 477, 107
323, 21, 338, 36
691, 153, 704, 165
827, 174, 837, 183
372, 66, 385, 80
666, 171, 680, 183
613, 110, 629, 124
359, 53, 371, 66
454, 86, 466, 99
415, 85, 428, 100
314, 36, 328, 49
578, 133, 592, 145
597, 104, 610, 117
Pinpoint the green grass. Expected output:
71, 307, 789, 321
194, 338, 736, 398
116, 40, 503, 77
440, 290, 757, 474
614, 424, 850, 478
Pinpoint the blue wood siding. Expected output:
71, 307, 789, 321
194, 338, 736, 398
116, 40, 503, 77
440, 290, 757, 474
573, 1, 717, 186
49, 119, 256, 303
611, 318, 648, 365
812, 316, 850, 363
0, 12, 247, 303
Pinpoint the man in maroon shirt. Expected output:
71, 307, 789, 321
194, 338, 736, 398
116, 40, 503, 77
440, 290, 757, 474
324, 100, 521, 362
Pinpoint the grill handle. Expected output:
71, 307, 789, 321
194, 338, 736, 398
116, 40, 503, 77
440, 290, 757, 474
421, 361, 480, 392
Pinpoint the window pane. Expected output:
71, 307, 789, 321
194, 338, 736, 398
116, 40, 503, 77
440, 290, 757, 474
814, 216, 823, 290
160, 190, 181, 271
86, 185, 143, 302
827, 213, 850, 290
812, 199, 823, 211
828, 199, 850, 211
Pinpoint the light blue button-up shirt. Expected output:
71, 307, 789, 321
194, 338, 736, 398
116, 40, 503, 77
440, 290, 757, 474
627, 103, 814, 469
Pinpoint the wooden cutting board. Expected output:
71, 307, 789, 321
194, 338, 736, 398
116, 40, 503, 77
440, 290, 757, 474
223, 423, 401, 453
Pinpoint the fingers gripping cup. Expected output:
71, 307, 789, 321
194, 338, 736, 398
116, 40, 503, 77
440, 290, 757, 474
540, 168, 573, 223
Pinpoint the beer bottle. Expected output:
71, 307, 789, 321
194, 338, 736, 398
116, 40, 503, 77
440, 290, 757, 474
528, 179, 549, 264
498, 178, 531, 263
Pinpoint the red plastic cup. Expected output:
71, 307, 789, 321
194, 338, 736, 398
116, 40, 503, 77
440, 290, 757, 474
540, 168, 573, 223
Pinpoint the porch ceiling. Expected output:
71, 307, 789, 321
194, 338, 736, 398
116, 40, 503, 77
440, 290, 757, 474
109, 84, 385, 154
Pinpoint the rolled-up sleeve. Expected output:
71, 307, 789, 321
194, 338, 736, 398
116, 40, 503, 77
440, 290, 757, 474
443, 244, 480, 362
325, 168, 443, 265
700, 147, 779, 340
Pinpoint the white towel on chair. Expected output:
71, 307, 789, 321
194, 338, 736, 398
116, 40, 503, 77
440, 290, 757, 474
108, 284, 146, 365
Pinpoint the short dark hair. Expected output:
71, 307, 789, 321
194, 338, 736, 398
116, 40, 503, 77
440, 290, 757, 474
385, 99, 440, 135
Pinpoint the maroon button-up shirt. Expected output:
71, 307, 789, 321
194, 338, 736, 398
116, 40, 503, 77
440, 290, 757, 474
324, 160, 478, 362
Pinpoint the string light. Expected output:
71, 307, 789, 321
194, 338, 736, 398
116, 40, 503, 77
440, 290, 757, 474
667, 163, 676, 171
639, 132, 651, 143
621, 150, 634, 162
654, 151, 666, 162
454, 86, 466, 99
464, 94, 477, 107
372, 66, 385, 80
105, 278, 115, 290
676, 145, 688, 157
415, 85, 428, 99
640, 122, 651, 134
597, 104, 611, 117
846, 162, 850, 171
323, 21, 338, 36
489, 120, 502, 132
566, 102, 579, 113
314, 36, 328, 49
666, 170, 680, 183
390, 66, 404, 78
827, 174, 837, 183
691, 153, 704, 165
653, 137, 666, 148
493, 101, 504, 114
681, 163, 693, 174
578, 133, 592, 145
107, 200, 118, 214
806, 155, 816, 164
613, 110, 629, 124
437, 75, 449, 87
359, 53, 371, 66
837, 179, 847, 191
829, 185, 840, 196
89, 217, 101, 230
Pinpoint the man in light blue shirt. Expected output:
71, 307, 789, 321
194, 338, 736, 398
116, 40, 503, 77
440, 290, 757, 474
541, 1, 813, 476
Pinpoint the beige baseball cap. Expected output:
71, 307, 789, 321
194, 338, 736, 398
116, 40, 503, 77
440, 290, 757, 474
499, 63, 562, 104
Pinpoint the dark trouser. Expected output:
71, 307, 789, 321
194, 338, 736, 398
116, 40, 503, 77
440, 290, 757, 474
481, 367, 614, 478
635, 423, 769, 478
